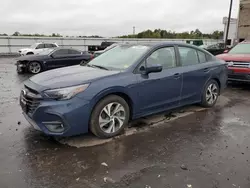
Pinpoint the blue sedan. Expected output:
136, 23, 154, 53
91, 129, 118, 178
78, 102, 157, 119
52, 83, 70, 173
20, 43, 227, 138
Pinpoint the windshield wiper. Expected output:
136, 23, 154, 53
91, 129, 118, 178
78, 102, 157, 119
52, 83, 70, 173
86, 64, 109, 70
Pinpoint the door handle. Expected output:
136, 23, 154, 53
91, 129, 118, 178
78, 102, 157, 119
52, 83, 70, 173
203, 68, 210, 72
174, 73, 181, 79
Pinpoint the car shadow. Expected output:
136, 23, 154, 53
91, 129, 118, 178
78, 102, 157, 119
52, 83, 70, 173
227, 81, 250, 91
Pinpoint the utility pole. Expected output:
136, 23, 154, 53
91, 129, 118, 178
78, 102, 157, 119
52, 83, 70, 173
133, 26, 135, 35
225, 0, 233, 48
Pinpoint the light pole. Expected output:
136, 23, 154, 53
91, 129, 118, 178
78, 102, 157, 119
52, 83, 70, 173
225, 0, 233, 48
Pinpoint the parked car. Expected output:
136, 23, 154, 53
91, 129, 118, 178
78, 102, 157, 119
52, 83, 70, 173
20, 43, 227, 138
216, 41, 250, 83
200, 43, 226, 55
186, 40, 203, 46
18, 42, 59, 56
88, 41, 116, 53
16, 48, 93, 74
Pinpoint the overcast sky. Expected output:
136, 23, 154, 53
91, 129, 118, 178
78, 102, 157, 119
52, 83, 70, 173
0, 0, 240, 37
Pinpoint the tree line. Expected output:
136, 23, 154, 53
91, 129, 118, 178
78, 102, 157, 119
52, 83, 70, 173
119, 29, 224, 39
0, 29, 224, 39
0, 32, 103, 38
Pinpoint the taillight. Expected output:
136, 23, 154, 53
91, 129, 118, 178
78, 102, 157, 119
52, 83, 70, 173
90, 54, 94, 60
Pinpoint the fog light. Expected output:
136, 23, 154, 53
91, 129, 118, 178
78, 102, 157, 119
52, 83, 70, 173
42, 121, 65, 133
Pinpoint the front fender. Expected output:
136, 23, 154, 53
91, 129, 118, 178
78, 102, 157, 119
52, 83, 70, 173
87, 86, 134, 116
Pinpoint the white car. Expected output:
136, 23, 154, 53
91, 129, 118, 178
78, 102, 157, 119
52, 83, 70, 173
18, 43, 59, 56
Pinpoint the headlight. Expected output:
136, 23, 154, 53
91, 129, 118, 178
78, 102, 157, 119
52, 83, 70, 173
44, 84, 89, 100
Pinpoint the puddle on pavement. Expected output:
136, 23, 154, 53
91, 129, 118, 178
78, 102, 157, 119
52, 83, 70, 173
58, 106, 207, 148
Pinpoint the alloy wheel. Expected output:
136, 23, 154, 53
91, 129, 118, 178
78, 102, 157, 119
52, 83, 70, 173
99, 102, 126, 134
206, 83, 218, 105
29, 62, 41, 74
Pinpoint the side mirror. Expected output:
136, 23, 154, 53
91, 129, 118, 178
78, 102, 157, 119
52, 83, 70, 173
142, 64, 162, 75
50, 54, 55, 58
223, 49, 229, 53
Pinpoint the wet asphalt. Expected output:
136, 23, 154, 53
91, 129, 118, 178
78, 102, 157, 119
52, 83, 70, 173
1, 57, 250, 188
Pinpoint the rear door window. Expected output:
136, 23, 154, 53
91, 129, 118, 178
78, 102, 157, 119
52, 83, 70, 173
197, 51, 207, 63
69, 49, 82, 55
178, 47, 199, 66
45, 44, 53, 48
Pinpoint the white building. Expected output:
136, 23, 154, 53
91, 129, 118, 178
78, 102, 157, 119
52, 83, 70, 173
238, 0, 250, 41
223, 17, 238, 46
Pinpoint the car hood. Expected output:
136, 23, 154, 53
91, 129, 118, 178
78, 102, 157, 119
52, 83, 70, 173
29, 65, 120, 89
17, 54, 49, 61
19, 48, 32, 52
216, 53, 250, 62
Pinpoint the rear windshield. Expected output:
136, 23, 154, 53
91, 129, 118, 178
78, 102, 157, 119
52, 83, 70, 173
229, 43, 250, 54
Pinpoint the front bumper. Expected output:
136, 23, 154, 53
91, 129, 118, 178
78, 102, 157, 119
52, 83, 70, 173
21, 96, 92, 136
16, 62, 27, 73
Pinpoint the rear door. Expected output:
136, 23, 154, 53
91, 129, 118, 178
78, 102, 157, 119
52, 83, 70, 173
177, 46, 213, 105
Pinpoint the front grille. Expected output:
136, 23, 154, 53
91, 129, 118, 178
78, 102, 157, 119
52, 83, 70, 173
21, 87, 42, 114
226, 61, 250, 68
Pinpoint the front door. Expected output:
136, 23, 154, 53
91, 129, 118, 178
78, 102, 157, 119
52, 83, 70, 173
46, 49, 71, 69
134, 46, 183, 117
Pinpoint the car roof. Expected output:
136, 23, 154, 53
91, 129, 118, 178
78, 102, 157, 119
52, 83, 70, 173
35, 42, 57, 44
118, 42, 204, 49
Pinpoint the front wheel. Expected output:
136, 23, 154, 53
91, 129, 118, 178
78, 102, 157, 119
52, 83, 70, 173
90, 95, 130, 138
28, 62, 42, 74
201, 80, 219, 107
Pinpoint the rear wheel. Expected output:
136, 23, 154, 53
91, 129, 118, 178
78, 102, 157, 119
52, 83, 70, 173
201, 80, 219, 107
28, 61, 42, 74
90, 95, 130, 138
80, 60, 88, 66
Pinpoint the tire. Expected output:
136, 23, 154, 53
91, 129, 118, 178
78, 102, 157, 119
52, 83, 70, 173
80, 60, 88, 66
201, 79, 220, 108
26, 52, 34, 55
90, 95, 130, 138
28, 61, 42, 74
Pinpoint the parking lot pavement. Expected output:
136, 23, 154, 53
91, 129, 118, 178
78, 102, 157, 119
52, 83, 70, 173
1, 57, 250, 188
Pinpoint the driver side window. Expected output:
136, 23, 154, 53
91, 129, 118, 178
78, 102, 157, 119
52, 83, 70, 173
146, 47, 176, 69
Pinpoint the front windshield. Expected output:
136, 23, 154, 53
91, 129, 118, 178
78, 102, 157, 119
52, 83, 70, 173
37, 48, 54, 55
229, 43, 250, 54
88, 45, 150, 70
30, 44, 37, 49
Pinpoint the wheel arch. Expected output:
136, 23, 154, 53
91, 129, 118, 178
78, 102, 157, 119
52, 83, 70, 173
89, 88, 135, 121
26, 51, 34, 55
27, 61, 44, 73
211, 77, 221, 94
